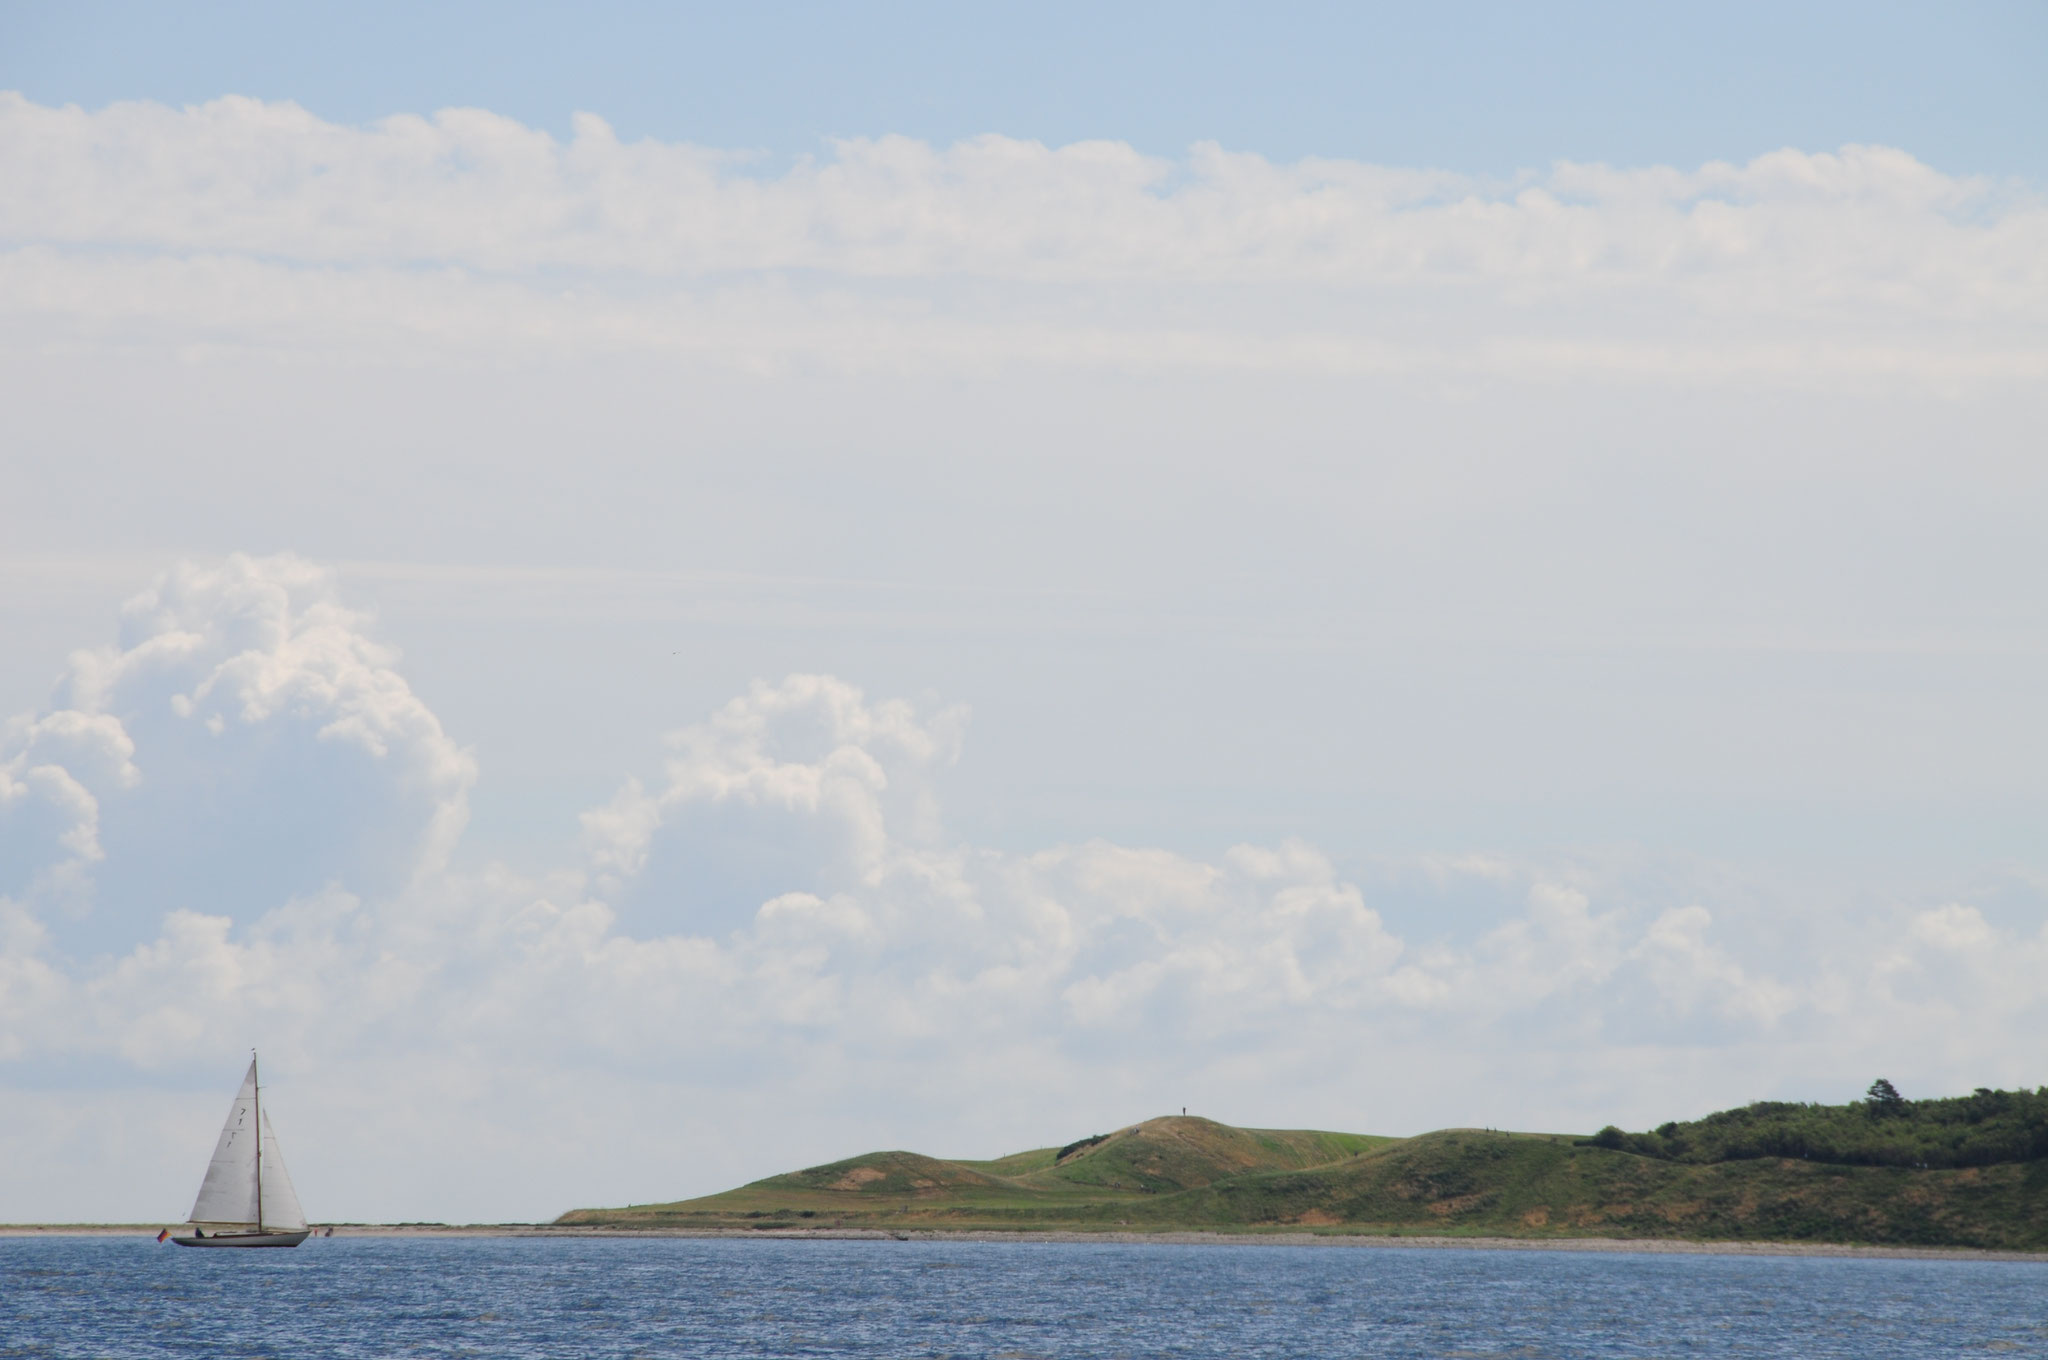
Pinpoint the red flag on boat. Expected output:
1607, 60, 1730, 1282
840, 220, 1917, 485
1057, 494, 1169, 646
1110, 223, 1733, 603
156, 1229, 170, 1243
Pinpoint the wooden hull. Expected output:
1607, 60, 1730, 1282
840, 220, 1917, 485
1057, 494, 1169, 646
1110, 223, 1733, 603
171, 1230, 310, 1248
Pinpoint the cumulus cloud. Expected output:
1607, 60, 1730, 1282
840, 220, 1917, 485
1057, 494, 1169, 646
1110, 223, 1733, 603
1, 94, 2042, 382
0, 554, 474, 958
2, 555, 2043, 1221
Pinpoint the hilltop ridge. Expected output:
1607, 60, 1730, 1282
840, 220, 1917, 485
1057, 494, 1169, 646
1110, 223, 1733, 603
559, 1090, 2048, 1250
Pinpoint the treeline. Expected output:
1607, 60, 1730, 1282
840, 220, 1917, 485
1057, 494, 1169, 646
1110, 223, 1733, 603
1584, 1083, 2048, 1169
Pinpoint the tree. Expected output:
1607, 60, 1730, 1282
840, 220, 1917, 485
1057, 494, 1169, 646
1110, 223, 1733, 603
1865, 1077, 1907, 1117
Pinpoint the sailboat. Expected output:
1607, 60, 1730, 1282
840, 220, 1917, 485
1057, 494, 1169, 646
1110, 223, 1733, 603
169, 1053, 311, 1248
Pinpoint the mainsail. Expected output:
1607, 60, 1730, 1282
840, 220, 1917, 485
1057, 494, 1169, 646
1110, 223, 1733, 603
187, 1057, 308, 1231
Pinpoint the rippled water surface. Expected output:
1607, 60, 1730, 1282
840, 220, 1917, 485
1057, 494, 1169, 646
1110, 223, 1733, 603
4, 1235, 2045, 1358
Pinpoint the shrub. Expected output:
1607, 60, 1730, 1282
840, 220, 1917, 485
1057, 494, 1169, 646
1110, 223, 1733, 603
1588, 1085, 2048, 1169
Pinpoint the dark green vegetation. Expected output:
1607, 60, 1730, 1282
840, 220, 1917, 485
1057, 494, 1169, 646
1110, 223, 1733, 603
561, 1087, 2048, 1250
1584, 1082, 2048, 1169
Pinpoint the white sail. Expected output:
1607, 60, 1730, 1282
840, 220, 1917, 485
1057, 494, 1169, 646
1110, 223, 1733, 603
257, 1108, 308, 1231
186, 1056, 309, 1231
188, 1059, 260, 1226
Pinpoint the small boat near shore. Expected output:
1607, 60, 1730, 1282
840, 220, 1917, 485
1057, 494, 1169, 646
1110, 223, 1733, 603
167, 1053, 309, 1249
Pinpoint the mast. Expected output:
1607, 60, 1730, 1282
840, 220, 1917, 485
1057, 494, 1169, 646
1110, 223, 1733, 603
252, 1050, 263, 1232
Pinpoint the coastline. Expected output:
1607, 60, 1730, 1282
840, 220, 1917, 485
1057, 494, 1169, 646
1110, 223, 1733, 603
7, 1223, 2044, 1262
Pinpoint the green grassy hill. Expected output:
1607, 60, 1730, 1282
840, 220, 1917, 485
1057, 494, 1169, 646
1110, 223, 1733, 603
559, 1091, 2048, 1249
1020, 1117, 1389, 1193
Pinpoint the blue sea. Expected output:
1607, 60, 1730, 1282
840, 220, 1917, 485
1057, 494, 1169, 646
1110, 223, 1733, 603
4, 1235, 2044, 1358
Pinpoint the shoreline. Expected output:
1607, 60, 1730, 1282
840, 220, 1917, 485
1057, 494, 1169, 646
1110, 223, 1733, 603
6, 1223, 2044, 1262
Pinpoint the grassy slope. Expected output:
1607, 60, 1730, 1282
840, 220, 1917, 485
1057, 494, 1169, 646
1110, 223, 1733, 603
559, 1115, 2048, 1248
1147, 1130, 2048, 1248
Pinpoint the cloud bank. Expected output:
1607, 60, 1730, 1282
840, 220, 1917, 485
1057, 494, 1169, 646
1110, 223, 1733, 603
3, 94, 2043, 1224
4, 556, 2043, 1222
2, 93, 2044, 382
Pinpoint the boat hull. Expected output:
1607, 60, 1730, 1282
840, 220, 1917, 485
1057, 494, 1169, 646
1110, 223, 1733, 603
170, 1230, 310, 1248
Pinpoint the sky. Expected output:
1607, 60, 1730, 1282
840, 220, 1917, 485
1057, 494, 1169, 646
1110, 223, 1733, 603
1, 3, 2045, 1225
4, 1, 2046, 175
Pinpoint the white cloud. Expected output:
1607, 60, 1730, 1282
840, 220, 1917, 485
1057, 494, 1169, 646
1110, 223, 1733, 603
2, 94, 2043, 383
0, 555, 474, 959
2, 555, 2043, 1221
1632, 905, 1799, 1028
1, 94, 2031, 293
